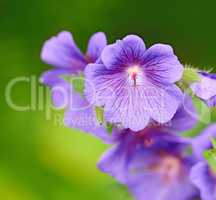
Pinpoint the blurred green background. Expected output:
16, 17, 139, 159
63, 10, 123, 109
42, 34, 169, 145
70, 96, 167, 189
1, 0, 216, 199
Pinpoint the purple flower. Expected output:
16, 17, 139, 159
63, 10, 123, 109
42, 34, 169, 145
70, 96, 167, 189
97, 98, 198, 200
40, 31, 107, 107
98, 129, 198, 200
84, 35, 184, 131
191, 72, 216, 107
190, 124, 216, 200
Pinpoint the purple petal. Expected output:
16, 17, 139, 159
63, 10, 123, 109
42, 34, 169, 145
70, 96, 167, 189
101, 35, 146, 69
199, 71, 216, 80
192, 124, 216, 160
97, 130, 161, 184
127, 146, 198, 200
41, 31, 86, 72
191, 73, 216, 100
87, 32, 107, 62
40, 69, 68, 86
167, 94, 197, 132
40, 69, 73, 108
142, 44, 183, 85
128, 175, 163, 200
144, 84, 182, 124
64, 92, 115, 143
206, 95, 216, 107
51, 82, 72, 108
129, 176, 198, 200
190, 162, 215, 200
84, 63, 107, 105
97, 145, 129, 184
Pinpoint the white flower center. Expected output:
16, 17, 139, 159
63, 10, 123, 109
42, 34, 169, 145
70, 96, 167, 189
127, 65, 143, 86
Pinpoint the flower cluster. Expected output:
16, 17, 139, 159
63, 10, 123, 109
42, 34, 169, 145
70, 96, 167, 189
40, 31, 216, 200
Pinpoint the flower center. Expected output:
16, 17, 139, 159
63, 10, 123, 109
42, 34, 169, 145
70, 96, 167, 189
127, 65, 143, 86
159, 156, 181, 182
149, 155, 181, 183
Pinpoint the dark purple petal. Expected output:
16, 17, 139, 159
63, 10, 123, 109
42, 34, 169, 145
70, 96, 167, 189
41, 31, 86, 72
190, 162, 216, 200
101, 35, 146, 69
192, 124, 216, 161
142, 44, 183, 85
87, 32, 107, 62
98, 129, 198, 200
199, 71, 216, 80
206, 95, 216, 107
97, 130, 156, 184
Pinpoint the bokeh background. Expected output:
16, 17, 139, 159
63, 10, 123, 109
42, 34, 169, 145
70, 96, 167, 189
1, 0, 216, 199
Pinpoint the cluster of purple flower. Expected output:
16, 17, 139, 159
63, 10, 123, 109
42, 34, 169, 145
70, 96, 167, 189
40, 31, 216, 200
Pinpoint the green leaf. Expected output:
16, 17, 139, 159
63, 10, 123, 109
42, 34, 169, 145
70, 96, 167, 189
211, 137, 216, 149
109, 182, 133, 200
204, 138, 216, 173
177, 66, 201, 90
95, 106, 104, 125
204, 150, 216, 173
106, 122, 114, 134
94, 106, 115, 134
193, 95, 211, 124
182, 66, 201, 84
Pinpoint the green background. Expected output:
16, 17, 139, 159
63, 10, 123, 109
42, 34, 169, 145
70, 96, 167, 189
1, 0, 216, 199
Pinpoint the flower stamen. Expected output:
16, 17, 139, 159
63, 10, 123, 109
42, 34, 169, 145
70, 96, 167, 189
127, 65, 142, 86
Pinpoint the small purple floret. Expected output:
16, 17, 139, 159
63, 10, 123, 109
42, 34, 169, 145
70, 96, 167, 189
191, 72, 216, 107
